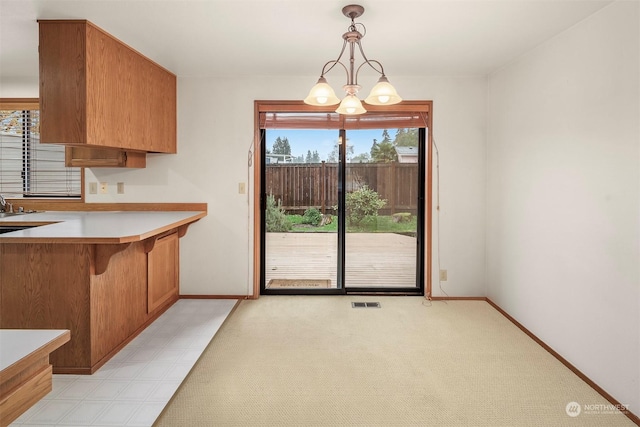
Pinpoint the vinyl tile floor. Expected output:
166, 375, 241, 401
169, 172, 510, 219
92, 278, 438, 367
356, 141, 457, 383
10, 299, 238, 427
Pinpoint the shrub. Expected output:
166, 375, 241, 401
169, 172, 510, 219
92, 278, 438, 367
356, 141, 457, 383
302, 207, 323, 226
265, 194, 291, 232
345, 185, 386, 226
392, 212, 412, 223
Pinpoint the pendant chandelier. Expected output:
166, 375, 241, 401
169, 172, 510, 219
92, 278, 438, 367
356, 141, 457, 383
304, 4, 402, 115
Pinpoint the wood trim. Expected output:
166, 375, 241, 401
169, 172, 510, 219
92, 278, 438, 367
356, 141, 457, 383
0, 98, 39, 110
486, 298, 639, 426
179, 295, 250, 300
0, 330, 70, 425
0, 365, 52, 427
4, 202, 208, 212
430, 297, 639, 425
255, 100, 430, 113
0, 213, 206, 245
252, 101, 262, 299
0, 331, 70, 384
253, 100, 433, 299
425, 102, 433, 299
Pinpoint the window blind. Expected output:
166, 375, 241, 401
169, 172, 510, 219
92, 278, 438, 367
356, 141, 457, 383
0, 109, 81, 197
259, 111, 429, 130
257, 100, 430, 130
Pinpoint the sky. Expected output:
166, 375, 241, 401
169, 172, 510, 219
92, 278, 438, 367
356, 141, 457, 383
265, 129, 388, 162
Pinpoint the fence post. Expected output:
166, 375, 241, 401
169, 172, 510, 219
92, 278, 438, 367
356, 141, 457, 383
321, 161, 326, 214
390, 162, 396, 215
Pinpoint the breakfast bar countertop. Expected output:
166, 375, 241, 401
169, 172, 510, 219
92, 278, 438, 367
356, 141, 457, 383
0, 210, 206, 244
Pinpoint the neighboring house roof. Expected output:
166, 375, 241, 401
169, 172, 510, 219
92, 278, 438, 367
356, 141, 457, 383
395, 146, 418, 156
395, 146, 418, 163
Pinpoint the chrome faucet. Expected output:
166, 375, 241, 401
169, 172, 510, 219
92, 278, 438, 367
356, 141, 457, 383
0, 194, 13, 213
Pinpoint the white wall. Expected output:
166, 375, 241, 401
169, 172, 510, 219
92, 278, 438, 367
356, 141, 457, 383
1, 70, 488, 298
85, 75, 487, 297
0, 75, 38, 97
487, 0, 639, 413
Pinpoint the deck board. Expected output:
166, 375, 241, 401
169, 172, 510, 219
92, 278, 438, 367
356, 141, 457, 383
265, 232, 418, 289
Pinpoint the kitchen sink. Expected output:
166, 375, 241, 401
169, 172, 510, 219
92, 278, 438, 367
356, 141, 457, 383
0, 225, 38, 234
0, 211, 35, 218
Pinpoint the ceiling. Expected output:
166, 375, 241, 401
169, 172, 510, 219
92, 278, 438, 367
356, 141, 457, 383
1, 0, 613, 79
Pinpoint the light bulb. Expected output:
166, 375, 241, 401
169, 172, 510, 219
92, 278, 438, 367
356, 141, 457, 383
304, 77, 340, 106
336, 94, 367, 115
364, 76, 402, 106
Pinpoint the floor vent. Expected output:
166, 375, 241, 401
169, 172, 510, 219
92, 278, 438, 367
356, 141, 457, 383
352, 302, 381, 308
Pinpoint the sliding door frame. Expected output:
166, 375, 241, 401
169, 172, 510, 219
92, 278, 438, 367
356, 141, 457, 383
253, 100, 433, 298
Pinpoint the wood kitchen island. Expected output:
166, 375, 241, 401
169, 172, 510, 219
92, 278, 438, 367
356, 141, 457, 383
0, 210, 205, 374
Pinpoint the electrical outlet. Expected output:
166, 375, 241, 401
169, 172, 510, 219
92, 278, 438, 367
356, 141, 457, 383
117, 182, 125, 194
238, 182, 246, 194
89, 182, 98, 194
439, 269, 448, 281
99, 182, 108, 194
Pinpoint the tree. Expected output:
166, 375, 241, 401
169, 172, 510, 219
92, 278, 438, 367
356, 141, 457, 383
381, 129, 392, 144
305, 150, 321, 163
371, 141, 397, 162
351, 152, 371, 163
327, 141, 353, 163
272, 136, 291, 155
394, 128, 418, 147
370, 133, 397, 163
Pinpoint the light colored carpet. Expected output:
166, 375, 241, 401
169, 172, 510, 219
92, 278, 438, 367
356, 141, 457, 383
154, 297, 635, 426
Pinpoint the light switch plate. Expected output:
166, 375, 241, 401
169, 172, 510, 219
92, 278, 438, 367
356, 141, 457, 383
89, 182, 98, 194
238, 182, 246, 194
117, 182, 125, 194
99, 182, 108, 194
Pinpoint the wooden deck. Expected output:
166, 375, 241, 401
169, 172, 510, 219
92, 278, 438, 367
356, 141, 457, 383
265, 232, 418, 289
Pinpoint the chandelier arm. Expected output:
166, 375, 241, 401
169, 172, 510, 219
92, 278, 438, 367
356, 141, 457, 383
321, 60, 350, 81
354, 59, 385, 86
356, 41, 385, 76
321, 40, 348, 76
306, 4, 400, 114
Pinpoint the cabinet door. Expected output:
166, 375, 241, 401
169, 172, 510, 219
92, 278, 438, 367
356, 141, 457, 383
147, 232, 179, 313
38, 20, 177, 155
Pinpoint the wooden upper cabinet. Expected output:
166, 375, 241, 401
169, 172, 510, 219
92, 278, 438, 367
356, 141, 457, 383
38, 20, 177, 155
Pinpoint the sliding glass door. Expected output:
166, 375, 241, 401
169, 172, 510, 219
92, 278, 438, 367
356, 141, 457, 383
260, 111, 426, 295
263, 129, 340, 291
344, 128, 423, 290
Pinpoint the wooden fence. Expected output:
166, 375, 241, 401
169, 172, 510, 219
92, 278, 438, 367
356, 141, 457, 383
265, 162, 419, 215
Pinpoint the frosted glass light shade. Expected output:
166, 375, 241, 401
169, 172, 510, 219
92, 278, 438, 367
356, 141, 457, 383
335, 94, 367, 115
364, 76, 402, 105
304, 77, 341, 106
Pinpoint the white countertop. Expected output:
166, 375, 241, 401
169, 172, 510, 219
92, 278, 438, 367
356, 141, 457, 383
0, 329, 70, 371
0, 210, 206, 243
